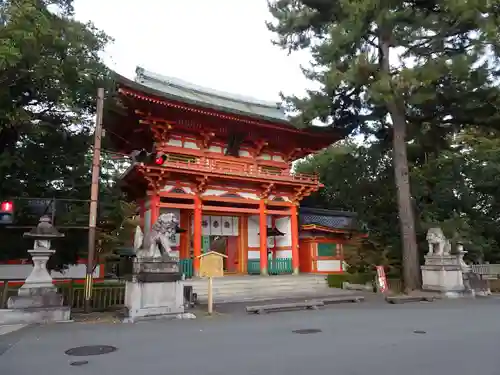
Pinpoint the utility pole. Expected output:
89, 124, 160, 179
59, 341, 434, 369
84, 87, 105, 313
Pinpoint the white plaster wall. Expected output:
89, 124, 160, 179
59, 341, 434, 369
208, 145, 222, 153
275, 217, 291, 247
248, 251, 260, 260
184, 141, 199, 149
167, 138, 182, 147
159, 208, 180, 246
202, 189, 227, 196
248, 215, 260, 247
316, 260, 342, 272
238, 192, 259, 200
276, 250, 292, 258
160, 185, 174, 192
0, 264, 101, 281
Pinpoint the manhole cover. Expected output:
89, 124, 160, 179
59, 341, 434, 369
292, 329, 322, 334
65, 345, 117, 356
70, 361, 89, 366
413, 330, 427, 334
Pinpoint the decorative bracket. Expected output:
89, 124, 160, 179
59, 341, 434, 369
139, 166, 170, 192
200, 132, 216, 149
285, 147, 313, 163
150, 123, 173, 145
194, 175, 209, 194
284, 148, 302, 163
260, 183, 275, 199
293, 186, 316, 202
253, 139, 268, 157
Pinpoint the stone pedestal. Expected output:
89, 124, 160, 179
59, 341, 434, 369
421, 255, 465, 297
1, 249, 70, 325
124, 258, 185, 322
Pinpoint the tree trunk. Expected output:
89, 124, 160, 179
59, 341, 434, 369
379, 34, 420, 292
390, 110, 421, 292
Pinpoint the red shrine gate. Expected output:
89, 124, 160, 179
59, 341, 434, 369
104, 67, 343, 276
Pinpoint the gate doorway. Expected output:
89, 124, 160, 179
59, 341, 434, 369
205, 235, 239, 273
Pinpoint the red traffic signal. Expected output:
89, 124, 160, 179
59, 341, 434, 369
154, 153, 167, 165
0, 201, 14, 224
1, 201, 13, 213
130, 149, 167, 166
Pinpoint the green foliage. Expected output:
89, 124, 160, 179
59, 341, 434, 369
0, 1, 131, 270
299, 130, 500, 278
326, 272, 375, 288
0, 0, 112, 195
326, 274, 350, 288
268, 0, 500, 290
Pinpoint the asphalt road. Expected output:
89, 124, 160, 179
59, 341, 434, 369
1, 298, 500, 375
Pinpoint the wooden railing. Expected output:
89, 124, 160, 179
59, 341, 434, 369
0, 280, 126, 312
155, 155, 319, 184
247, 258, 293, 275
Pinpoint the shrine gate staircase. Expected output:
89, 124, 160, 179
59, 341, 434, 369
184, 274, 353, 304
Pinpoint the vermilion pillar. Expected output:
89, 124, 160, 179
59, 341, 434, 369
180, 210, 189, 259
259, 199, 268, 275
149, 194, 160, 228
291, 203, 299, 275
193, 195, 202, 277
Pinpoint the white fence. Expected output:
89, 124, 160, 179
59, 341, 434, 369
0, 263, 101, 281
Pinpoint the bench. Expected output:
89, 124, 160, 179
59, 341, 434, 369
385, 295, 435, 304
245, 300, 324, 314
321, 295, 365, 304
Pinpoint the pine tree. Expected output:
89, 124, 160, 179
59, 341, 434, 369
268, 0, 500, 291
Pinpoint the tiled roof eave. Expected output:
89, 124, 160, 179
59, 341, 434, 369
114, 73, 294, 127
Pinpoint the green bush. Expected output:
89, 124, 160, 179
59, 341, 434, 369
326, 272, 377, 288
348, 272, 375, 285
326, 274, 351, 288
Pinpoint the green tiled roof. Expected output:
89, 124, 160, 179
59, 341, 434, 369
133, 67, 291, 125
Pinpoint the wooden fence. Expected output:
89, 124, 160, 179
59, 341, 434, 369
0, 280, 126, 312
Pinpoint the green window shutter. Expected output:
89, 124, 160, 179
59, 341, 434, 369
317, 243, 337, 257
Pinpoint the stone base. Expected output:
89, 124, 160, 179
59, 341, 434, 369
125, 280, 184, 322
0, 306, 70, 325
132, 258, 180, 274
421, 256, 465, 295
7, 291, 64, 309
128, 258, 182, 283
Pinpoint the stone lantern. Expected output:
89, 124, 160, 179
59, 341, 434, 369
17, 216, 65, 295
1, 216, 70, 324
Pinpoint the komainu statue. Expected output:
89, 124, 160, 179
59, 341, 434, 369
133, 213, 179, 260
426, 227, 451, 256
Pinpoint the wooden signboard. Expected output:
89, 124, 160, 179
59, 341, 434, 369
199, 251, 227, 278
197, 251, 228, 315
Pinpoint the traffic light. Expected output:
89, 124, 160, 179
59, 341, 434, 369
0, 201, 14, 225
130, 149, 167, 166
154, 153, 167, 165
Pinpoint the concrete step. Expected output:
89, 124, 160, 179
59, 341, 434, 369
184, 275, 341, 303
186, 275, 327, 287
195, 287, 333, 298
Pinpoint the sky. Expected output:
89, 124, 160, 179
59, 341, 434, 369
73, 0, 314, 103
